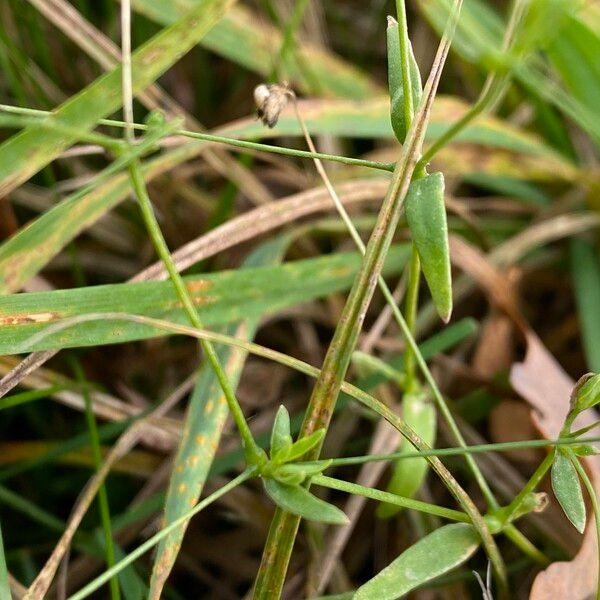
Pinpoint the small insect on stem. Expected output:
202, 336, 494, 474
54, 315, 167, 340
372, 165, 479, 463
253, 82, 294, 128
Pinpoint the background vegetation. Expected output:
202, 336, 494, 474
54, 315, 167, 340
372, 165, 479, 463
0, 0, 599, 598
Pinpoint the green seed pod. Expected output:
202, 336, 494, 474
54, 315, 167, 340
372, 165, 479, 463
405, 172, 453, 322
377, 390, 436, 519
387, 16, 423, 143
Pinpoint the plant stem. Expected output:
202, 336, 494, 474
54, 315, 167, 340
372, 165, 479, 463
403, 246, 421, 391
313, 474, 469, 523
0, 103, 394, 172
70, 357, 119, 600
67, 468, 257, 600
572, 458, 600, 600
128, 161, 265, 466
305, 436, 600, 466
503, 451, 555, 524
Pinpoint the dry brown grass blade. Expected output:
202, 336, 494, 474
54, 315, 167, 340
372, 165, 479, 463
133, 177, 389, 281
26, 0, 274, 206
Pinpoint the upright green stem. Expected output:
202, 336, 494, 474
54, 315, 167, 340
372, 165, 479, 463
128, 162, 265, 466
504, 451, 554, 524
416, 0, 529, 170
70, 357, 119, 600
403, 247, 420, 391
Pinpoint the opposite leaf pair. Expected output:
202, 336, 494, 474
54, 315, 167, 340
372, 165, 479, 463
261, 405, 348, 525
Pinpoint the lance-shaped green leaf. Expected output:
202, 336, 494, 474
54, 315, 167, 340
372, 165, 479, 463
270, 405, 293, 462
387, 16, 423, 142
405, 172, 452, 322
0, 244, 409, 355
262, 479, 348, 525
551, 450, 586, 533
354, 523, 480, 600
377, 390, 436, 519
0, 0, 235, 197
284, 429, 325, 463
149, 236, 290, 599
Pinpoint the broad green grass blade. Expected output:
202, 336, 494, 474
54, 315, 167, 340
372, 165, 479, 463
570, 239, 600, 373
149, 236, 291, 599
0, 245, 409, 354
129, 1, 380, 98
0, 0, 235, 197
545, 7, 600, 144
354, 523, 480, 600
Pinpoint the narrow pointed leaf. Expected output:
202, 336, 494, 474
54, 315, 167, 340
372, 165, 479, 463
377, 391, 436, 518
387, 16, 423, 142
354, 523, 480, 600
551, 450, 586, 533
271, 405, 293, 461
405, 172, 452, 322
263, 479, 348, 525
285, 429, 326, 463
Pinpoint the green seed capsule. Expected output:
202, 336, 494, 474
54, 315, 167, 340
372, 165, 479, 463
377, 390, 436, 519
387, 15, 423, 143
405, 172, 453, 322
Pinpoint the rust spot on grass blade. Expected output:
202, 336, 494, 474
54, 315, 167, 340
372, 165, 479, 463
185, 279, 213, 293
0, 312, 59, 326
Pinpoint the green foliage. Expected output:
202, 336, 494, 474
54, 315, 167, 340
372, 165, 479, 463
387, 16, 423, 142
262, 478, 348, 525
551, 450, 586, 534
0, 245, 409, 354
354, 523, 480, 599
405, 172, 452, 322
377, 390, 436, 518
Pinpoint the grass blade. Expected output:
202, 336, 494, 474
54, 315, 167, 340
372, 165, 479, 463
354, 523, 480, 599
0, 245, 409, 354
0, 0, 235, 197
